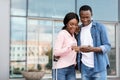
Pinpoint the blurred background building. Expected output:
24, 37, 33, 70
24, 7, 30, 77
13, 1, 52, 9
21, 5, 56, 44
0, 0, 120, 80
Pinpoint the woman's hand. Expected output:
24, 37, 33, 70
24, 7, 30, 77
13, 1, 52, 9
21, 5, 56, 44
54, 55, 60, 61
71, 46, 80, 52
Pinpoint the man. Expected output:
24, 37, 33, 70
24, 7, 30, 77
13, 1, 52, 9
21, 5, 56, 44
75, 5, 111, 80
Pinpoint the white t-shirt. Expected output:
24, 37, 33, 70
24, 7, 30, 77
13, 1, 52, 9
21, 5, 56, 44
80, 22, 94, 67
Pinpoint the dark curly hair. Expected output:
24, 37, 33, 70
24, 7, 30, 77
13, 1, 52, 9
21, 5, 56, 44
62, 12, 79, 30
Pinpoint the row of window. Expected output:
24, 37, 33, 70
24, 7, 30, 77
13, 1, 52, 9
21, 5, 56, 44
10, 0, 119, 79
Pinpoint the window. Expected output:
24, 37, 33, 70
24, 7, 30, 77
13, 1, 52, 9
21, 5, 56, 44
10, 0, 118, 79
77, 0, 118, 21
11, 0, 27, 16
10, 17, 26, 78
104, 22, 116, 76
28, 0, 75, 18
10, 0, 75, 78
27, 19, 53, 77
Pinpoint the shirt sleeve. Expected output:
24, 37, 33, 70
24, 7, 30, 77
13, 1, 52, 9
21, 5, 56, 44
99, 24, 111, 54
54, 31, 72, 56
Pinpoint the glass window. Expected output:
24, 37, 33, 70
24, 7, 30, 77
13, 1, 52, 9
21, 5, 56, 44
103, 23, 116, 76
11, 0, 27, 16
10, 0, 119, 79
10, 62, 26, 78
28, 0, 75, 18
10, 17, 26, 41
77, 0, 118, 21
53, 21, 63, 41
27, 19, 53, 78
10, 17, 26, 78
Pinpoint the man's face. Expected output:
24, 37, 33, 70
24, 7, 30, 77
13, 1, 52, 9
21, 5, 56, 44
80, 10, 92, 26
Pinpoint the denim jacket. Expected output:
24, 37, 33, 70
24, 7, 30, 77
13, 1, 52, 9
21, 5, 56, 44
76, 21, 111, 72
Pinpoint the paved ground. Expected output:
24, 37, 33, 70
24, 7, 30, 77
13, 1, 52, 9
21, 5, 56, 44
107, 77, 120, 80
10, 77, 120, 80
76, 77, 120, 80
41, 77, 120, 80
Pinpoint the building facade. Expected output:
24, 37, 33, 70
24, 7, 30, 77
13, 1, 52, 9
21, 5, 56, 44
0, 0, 120, 80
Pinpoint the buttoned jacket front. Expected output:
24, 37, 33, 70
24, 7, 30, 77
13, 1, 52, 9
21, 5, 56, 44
76, 21, 111, 72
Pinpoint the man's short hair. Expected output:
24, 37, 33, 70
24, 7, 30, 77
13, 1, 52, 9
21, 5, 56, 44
79, 5, 92, 15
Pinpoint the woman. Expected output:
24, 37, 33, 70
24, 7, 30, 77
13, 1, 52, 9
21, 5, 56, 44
53, 12, 79, 80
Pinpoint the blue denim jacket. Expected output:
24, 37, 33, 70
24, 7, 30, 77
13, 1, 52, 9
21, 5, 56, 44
76, 21, 111, 72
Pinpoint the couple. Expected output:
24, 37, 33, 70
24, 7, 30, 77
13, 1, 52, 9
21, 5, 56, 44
53, 5, 111, 80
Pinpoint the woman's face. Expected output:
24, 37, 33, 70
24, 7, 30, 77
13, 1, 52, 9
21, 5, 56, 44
80, 10, 92, 26
66, 18, 79, 35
